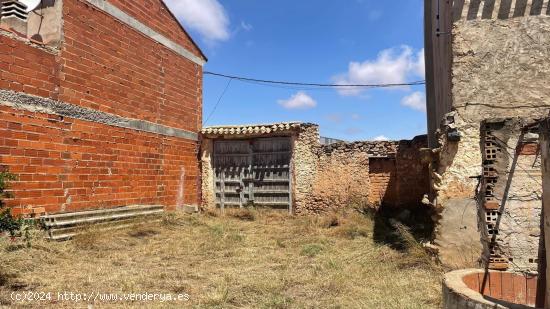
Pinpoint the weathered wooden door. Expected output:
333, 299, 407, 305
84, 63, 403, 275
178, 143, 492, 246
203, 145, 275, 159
213, 137, 292, 211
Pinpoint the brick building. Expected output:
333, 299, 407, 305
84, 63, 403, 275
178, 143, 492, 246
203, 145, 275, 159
0, 0, 206, 216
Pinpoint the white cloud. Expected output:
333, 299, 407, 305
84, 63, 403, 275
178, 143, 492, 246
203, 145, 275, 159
278, 92, 317, 110
164, 0, 230, 42
412, 49, 425, 77
373, 135, 389, 141
333, 45, 425, 96
240, 21, 253, 31
351, 113, 361, 120
401, 91, 426, 112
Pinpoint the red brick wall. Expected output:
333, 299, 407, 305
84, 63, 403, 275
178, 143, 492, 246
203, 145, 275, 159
395, 137, 430, 206
60, 0, 203, 131
0, 36, 58, 98
368, 158, 397, 206
0, 0, 204, 214
0, 106, 199, 215
107, 0, 204, 58
1, 0, 203, 132
368, 136, 429, 207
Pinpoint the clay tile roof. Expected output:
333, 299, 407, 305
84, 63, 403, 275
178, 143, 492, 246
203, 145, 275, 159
201, 122, 307, 136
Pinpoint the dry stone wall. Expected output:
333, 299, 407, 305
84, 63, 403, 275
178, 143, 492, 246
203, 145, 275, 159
291, 124, 322, 214
296, 135, 429, 214
200, 138, 216, 209
302, 143, 372, 214
201, 123, 430, 215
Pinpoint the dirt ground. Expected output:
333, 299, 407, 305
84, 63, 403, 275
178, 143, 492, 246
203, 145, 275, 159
0, 209, 442, 308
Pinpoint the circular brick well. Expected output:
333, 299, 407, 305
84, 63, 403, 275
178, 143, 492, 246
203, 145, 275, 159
443, 269, 538, 309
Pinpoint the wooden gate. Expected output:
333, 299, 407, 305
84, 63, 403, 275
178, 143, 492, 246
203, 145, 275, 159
213, 137, 292, 211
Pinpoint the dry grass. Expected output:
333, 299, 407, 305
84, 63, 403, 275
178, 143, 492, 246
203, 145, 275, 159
0, 210, 443, 308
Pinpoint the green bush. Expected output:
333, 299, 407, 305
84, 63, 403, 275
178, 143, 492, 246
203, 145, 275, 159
0, 172, 22, 237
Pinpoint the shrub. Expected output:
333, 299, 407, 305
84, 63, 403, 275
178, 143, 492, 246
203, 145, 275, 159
0, 171, 35, 248
0, 172, 21, 237
391, 220, 437, 270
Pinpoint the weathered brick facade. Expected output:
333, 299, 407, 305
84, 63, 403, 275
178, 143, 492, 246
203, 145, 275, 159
369, 136, 430, 208
0, 0, 205, 215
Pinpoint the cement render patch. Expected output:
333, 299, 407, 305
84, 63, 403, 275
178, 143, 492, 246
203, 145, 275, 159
0, 89, 199, 141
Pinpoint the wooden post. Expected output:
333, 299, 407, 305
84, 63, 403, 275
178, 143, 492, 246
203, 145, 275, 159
539, 120, 550, 308
536, 204, 546, 308
220, 168, 225, 212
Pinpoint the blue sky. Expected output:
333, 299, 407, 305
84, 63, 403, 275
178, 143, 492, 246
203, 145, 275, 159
165, 0, 427, 141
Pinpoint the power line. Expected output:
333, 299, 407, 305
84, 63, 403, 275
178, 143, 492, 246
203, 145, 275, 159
204, 78, 232, 125
204, 71, 425, 88
238, 79, 339, 92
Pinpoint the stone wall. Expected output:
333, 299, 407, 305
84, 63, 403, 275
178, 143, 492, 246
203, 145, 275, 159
201, 123, 430, 215
200, 138, 216, 210
430, 0, 550, 269
395, 136, 432, 207
290, 124, 321, 214
296, 135, 430, 213
302, 143, 371, 214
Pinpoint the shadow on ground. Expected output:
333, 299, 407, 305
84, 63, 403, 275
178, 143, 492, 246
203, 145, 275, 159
363, 204, 437, 251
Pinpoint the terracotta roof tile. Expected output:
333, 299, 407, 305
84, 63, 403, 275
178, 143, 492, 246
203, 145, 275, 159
202, 122, 310, 136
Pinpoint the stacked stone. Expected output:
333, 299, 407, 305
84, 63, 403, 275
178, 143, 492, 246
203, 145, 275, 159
320, 141, 398, 158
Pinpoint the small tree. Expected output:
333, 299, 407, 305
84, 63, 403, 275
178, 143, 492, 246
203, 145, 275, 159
0, 171, 21, 237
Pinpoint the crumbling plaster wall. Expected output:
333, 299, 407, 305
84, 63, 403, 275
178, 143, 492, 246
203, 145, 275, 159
301, 144, 371, 214
498, 142, 542, 272
434, 12, 550, 268
202, 124, 430, 215
200, 138, 216, 209
291, 124, 321, 214
478, 119, 542, 272
295, 137, 429, 214
434, 114, 484, 269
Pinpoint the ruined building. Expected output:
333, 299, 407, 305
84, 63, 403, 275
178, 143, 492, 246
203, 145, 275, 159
201, 123, 430, 214
425, 0, 550, 271
0, 0, 206, 216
